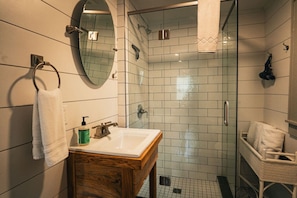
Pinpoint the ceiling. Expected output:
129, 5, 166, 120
129, 0, 270, 11
238, 0, 269, 10
128, 0, 270, 28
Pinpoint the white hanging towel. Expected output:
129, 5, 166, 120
197, 0, 221, 52
32, 88, 68, 167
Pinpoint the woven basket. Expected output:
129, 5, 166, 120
240, 132, 297, 185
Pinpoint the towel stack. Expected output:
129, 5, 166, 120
247, 121, 286, 159
32, 88, 68, 167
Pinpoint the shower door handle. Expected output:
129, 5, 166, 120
224, 101, 229, 126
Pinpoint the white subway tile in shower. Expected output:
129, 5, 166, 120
179, 36, 196, 45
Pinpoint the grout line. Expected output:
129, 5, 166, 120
137, 176, 223, 198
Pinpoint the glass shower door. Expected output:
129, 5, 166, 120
222, 1, 238, 196
127, 1, 238, 197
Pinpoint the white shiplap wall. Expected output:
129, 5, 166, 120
238, 0, 296, 153
238, 7, 266, 131
263, 0, 291, 132
0, 0, 118, 197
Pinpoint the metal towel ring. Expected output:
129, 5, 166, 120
33, 62, 61, 91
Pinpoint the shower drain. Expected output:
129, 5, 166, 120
173, 188, 182, 194
159, 176, 171, 186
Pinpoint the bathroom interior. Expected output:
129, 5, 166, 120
1, 0, 297, 197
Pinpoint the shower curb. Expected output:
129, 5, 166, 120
217, 176, 233, 198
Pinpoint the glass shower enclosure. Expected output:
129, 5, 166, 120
221, 0, 238, 196
126, 0, 238, 197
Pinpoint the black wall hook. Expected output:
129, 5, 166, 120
283, 43, 289, 51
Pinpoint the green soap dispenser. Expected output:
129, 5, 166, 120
78, 116, 90, 145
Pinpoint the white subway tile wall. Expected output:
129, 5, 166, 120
126, 7, 225, 180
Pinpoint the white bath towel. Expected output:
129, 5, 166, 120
246, 121, 286, 159
32, 88, 68, 167
197, 0, 221, 52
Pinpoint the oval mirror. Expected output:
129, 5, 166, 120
79, 0, 115, 86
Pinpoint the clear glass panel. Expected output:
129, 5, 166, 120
126, 12, 150, 129
128, 1, 237, 197
222, 1, 238, 196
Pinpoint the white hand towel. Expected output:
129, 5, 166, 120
32, 88, 68, 167
197, 0, 221, 52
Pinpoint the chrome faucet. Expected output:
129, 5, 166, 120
92, 121, 118, 139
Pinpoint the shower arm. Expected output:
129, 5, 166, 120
128, 0, 233, 15
66, 25, 87, 34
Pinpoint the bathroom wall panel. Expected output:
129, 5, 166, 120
264, 109, 288, 131
239, 24, 265, 39
238, 2, 296, 195
62, 98, 118, 132
237, 9, 265, 25
0, 66, 36, 107
238, 52, 264, 67
238, 81, 264, 94
0, 107, 33, 151
0, 22, 34, 67
238, 95, 264, 108
0, 143, 46, 193
60, 73, 118, 101
270, 57, 290, 78
0, 22, 83, 74
0, 0, 72, 46
264, 0, 291, 132
238, 66, 263, 81
41, 0, 80, 19
238, 108, 263, 122
283, 134, 297, 153
238, 38, 266, 53
264, 94, 288, 113
0, 0, 118, 196
237, 121, 250, 133
266, 20, 291, 49
264, 76, 289, 95
0, 65, 117, 108
0, 159, 67, 198
265, 0, 291, 32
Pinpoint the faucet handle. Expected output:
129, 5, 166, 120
104, 121, 112, 125
92, 124, 103, 129
104, 121, 118, 127
92, 125, 100, 129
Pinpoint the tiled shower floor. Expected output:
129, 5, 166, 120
137, 176, 222, 198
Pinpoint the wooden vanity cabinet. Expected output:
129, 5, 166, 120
67, 132, 162, 198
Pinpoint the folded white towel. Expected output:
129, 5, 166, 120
32, 88, 68, 167
197, 0, 221, 52
247, 121, 286, 159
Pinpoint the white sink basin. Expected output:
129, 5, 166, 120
69, 127, 161, 157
